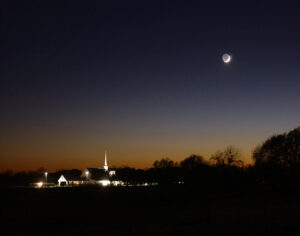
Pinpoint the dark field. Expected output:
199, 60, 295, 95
1, 186, 300, 236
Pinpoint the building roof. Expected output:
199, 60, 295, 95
56, 169, 83, 181
58, 175, 67, 182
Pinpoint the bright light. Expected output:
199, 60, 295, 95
222, 53, 232, 64
45, 172, 48, 177
37, 182, 43, 188
85, 171, 89, 176
99, 180, 110, 186
112, 180, 124, 186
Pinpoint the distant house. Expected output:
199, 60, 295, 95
57, 174, 83, 186
56, 169, 84, 186
58, 175, 68, 186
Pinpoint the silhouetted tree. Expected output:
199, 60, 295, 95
253, 127, 300, 168
252, 127, 300, 186
35, 167, 47, 175
153, 158, 177, 168
178, 154, 211, 186
210, 145, 243, 167
180, 155, 206, 170
151, 158, 180, 185
115, 167, 137, 185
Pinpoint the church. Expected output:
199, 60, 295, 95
57, 152, 117, 186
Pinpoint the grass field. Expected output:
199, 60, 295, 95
1, 186, 300, 235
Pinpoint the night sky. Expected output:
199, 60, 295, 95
1, 0, 300, 171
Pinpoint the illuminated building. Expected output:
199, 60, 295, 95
58, 175, 68, 186
81, 151, 116, 183
98, 179, 110, 186
32, 152, 120, 187
104, 151, 108, 171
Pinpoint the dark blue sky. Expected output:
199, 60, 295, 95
1, 0, 300, 171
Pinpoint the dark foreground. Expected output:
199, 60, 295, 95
1, 186, 300, 236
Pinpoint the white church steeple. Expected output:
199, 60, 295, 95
104, 151, 108, 171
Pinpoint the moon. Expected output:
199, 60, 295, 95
222, 53, 232, 64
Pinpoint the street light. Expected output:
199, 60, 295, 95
85, 171, 89, 183
44, 172, 48, 187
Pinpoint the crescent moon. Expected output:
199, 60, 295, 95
224, 55, 231, 63
222, 54, 232, 63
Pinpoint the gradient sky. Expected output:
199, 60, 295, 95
1, 0, 300, 172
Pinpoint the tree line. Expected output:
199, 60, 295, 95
1, 127, 300, 188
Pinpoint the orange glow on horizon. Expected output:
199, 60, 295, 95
0, 151, 253, 172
